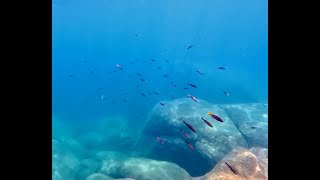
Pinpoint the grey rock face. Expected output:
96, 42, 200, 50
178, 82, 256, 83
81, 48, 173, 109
135, 98, 248, 176
97, 151, 192, 180
219, 103, 268, 148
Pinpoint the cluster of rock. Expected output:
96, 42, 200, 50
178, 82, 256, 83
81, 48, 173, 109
53, 98, 268, 180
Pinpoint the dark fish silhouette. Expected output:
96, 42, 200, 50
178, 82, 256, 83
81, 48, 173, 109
188, 94, 198, 102
136, 73, 141, 76
185, 140, 194, 151
180, 129, 189, 138
141, 93, 146, 97
183, 121, 196, 133
218, 66, 226, 70
187, 45, 193, 50
223, 90, 230, 96
153, 91, 159, 95
201, 118, 213, 128
208, 111, 223, 122
184, 87, 188, 90
225, 162, 238, 175
162, 75, 169, 77
195, 70, 204, 75
156, 137, 164, 144
160, 103, 164, 106
151, 59, 156, 62
115, 64, 123, 70
140, 78, 146, 82
188, 83, 197, 88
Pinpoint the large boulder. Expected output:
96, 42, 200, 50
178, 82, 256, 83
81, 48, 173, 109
219, 104, 268, 148
78, 157, 101, 180
52, 135, 99, 180
86, 173, 114, 180
134, 98, 248, 176
96, 151, 130, 178
52, 139, 81, 180
119, 158, 193, 180
95, 151, 192, 180
86, 173, 136, 180
198, 147, 268, 180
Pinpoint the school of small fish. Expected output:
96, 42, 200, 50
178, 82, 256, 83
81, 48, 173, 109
70, 41, 241, 175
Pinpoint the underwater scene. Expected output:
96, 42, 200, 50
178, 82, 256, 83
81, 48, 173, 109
52, 0, 268, 179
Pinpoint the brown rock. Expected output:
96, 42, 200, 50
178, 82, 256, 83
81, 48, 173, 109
199, 147, 268, 180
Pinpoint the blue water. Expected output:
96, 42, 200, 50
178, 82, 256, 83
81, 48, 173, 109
52, 0, 267, 179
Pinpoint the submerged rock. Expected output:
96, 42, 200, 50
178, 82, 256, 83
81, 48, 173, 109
97, 151, 192, 180
86, 173, 114, 180
75, 116, 136, 152
76, 132, 106, 148
118, 158, 192, 180
86, 173, 136, 180
198, 147, 268, 180
75, 130, 135, 153
52, 136, 98, 180
52, 102, 268, 180
250, 147, 268, 160
135, 98, 248, 176
52, 139, 81, 180
98, 151, 129, 178
78, 158, 101, 180
219, 104, 268, 148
